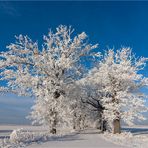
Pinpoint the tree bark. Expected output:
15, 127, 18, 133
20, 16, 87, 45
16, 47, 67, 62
99, 119, 107, 132
113, 119, 121, 134
50, 113, 57, 134
50, 128, 56, 134
50, 90, 61, 134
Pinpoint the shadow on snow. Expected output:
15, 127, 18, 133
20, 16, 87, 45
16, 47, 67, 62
122, 127, 148, 135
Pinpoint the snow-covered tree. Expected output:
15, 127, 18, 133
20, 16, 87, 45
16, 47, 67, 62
77, 76, 108, 132
1, 24, 147, 136
87, 48, 148, 133
0, 25, 99, 133
66, 83, 93, 130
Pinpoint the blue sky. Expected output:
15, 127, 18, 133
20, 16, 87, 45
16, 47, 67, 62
0, 1, 148, 124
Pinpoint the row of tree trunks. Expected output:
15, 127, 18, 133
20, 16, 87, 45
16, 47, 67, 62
99, 112, 121, 133
51, 90, 121, 134
99, 119, 120, 134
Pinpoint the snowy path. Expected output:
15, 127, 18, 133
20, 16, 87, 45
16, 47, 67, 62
28, 130, 126, 148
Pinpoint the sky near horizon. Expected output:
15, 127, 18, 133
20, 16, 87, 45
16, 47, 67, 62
0, 1, 148, 124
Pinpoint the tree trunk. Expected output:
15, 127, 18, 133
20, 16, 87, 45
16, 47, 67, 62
99, 112, 107, 132
50, 128, 56, 134
102, 120, 107, 132
113, 119, 121, 134
50, 117, 57, 134
100, 120, 107, 132
50, 90, 60, 134
73, 112, 77, 130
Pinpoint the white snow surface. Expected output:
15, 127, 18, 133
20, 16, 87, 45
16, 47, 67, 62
0, 125, 148, 148
28, 129, 126, 148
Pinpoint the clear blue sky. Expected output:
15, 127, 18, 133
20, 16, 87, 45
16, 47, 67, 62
0, 1, 148, 124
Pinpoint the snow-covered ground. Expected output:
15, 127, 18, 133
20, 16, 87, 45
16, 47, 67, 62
0, 125, 46, 138
28, 129, 126, 148
0, 125, 148, 148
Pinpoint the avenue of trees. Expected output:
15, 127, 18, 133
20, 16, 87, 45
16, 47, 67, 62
0, 25, 148, 134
